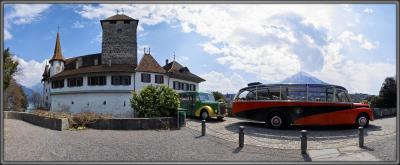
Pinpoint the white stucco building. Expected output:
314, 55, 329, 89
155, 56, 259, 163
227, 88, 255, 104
41, 14, 205, 117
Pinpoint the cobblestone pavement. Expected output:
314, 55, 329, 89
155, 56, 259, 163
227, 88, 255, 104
186, 116, 397, 150
3, 119, 303, 162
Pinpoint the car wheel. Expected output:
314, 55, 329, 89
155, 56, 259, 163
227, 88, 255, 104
355, 114, 369, 128
200, 110, 209, 120
267, 113, 285, 129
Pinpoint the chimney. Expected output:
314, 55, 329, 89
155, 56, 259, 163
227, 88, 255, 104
75, 58, 82, 69
108, 59, 111, 67
165, 59, 169, 65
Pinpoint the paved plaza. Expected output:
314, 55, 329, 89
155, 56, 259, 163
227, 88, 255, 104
2, 116, 397, 162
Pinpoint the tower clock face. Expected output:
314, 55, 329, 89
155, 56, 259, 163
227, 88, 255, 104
56, 66, 61, 73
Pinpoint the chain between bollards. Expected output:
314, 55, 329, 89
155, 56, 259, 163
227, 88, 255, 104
239, 126, 244, 148
201, 120, 206, 136
358, 126, 364, 148
301, 130, 307, 154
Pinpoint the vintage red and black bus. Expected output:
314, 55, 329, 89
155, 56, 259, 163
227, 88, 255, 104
232, 83, 374, 129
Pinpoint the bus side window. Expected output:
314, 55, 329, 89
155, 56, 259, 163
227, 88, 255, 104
269, 86, 281, 100
237, 90, 249, 100
257, 87, 270, 100
326, 87, 334, 102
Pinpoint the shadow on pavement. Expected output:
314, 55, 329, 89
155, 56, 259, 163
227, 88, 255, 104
186, 116, 226, 123
224, 121, 382, 140
232, 147, 242, 154
302, 153, 312, 162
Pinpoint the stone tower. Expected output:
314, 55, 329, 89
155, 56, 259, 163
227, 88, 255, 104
100, 14, 139, 66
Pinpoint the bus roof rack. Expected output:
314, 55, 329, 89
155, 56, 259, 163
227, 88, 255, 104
248, 82, 262, 86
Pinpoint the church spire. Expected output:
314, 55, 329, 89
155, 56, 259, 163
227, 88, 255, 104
50, 31, 65, 62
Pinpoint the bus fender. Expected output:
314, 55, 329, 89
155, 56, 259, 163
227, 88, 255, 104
195, 106, 215, 117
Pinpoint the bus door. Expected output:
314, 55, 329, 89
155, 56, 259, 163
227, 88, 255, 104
180, 93, 192, 116
189, 93, 197, 116
303, 86, 331, 126
329, 88, 353, 125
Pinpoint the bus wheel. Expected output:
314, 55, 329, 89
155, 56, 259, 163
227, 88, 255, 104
267, 113, 285, 129
355, 114, 369, 128
200, 110, 209, 120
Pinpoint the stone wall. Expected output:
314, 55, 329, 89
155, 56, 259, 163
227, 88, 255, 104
4, 111, 69, 131
101, 20, 138, 65
373, 108, 397, 119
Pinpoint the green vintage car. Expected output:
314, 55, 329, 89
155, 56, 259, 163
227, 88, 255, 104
178, 91, 227, 120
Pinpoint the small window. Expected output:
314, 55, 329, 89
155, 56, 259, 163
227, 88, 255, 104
112, 75, 131, 85
88, 76, 106, 86
71, 101, 74, 104
67, 77, 83, 87
117, 28, 122, 33
173, 81, 178, 89
124, 20, 130, 24
184, 83, 189, 91
51, 79, 64, 89
103, 101, 106, 105
110, 20, 116, 24
141, 73, 151, 83
155, 75, 164, 84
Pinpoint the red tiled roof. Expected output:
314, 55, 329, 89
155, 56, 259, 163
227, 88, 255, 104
51, 64, 135, 79
135, 53, 166, 73
163, 61, 205, 83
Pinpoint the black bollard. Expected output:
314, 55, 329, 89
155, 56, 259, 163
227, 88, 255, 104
358, 126, 364, 147
202, 120, 206, 136
239, 126, 244, 148
301, 130, 307, 154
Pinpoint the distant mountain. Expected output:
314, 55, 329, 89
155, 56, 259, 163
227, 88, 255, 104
20, 85, 35, 99
280, 71, 328, 84
20, 82, 43, 101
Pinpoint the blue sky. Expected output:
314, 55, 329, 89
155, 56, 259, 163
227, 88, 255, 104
3, 4, 397, 95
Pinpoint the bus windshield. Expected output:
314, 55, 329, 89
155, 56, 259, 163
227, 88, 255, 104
199, 93, 215, 102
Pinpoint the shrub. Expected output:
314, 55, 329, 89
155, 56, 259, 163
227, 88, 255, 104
70, 112, 111, 128
32, 110, 71, 119
130, 85, 180, 118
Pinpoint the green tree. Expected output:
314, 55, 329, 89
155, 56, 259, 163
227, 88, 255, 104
379, 77, 396, 108
3, 48, 19, 90
212, 91, 226, 102
130, 85, 180, 117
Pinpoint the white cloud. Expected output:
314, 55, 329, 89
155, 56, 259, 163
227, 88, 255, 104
200, 71, 247, 94
75, 4, 394, 94
4, 4, 51, 40
338, 31, 378, 50
72, 21, 85, 28
11, 56, 48, 88
176, 56, 189, 62
4, 29, 12, 40
363, 8, 374, 14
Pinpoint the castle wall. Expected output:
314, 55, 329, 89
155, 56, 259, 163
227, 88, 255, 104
50, 92, 134, 118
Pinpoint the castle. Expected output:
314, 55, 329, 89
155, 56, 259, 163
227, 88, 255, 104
41, 14, 205, 117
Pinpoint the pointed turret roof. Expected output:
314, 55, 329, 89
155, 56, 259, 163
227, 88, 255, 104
135, 53, 166, 73
49, 32, 65, 62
